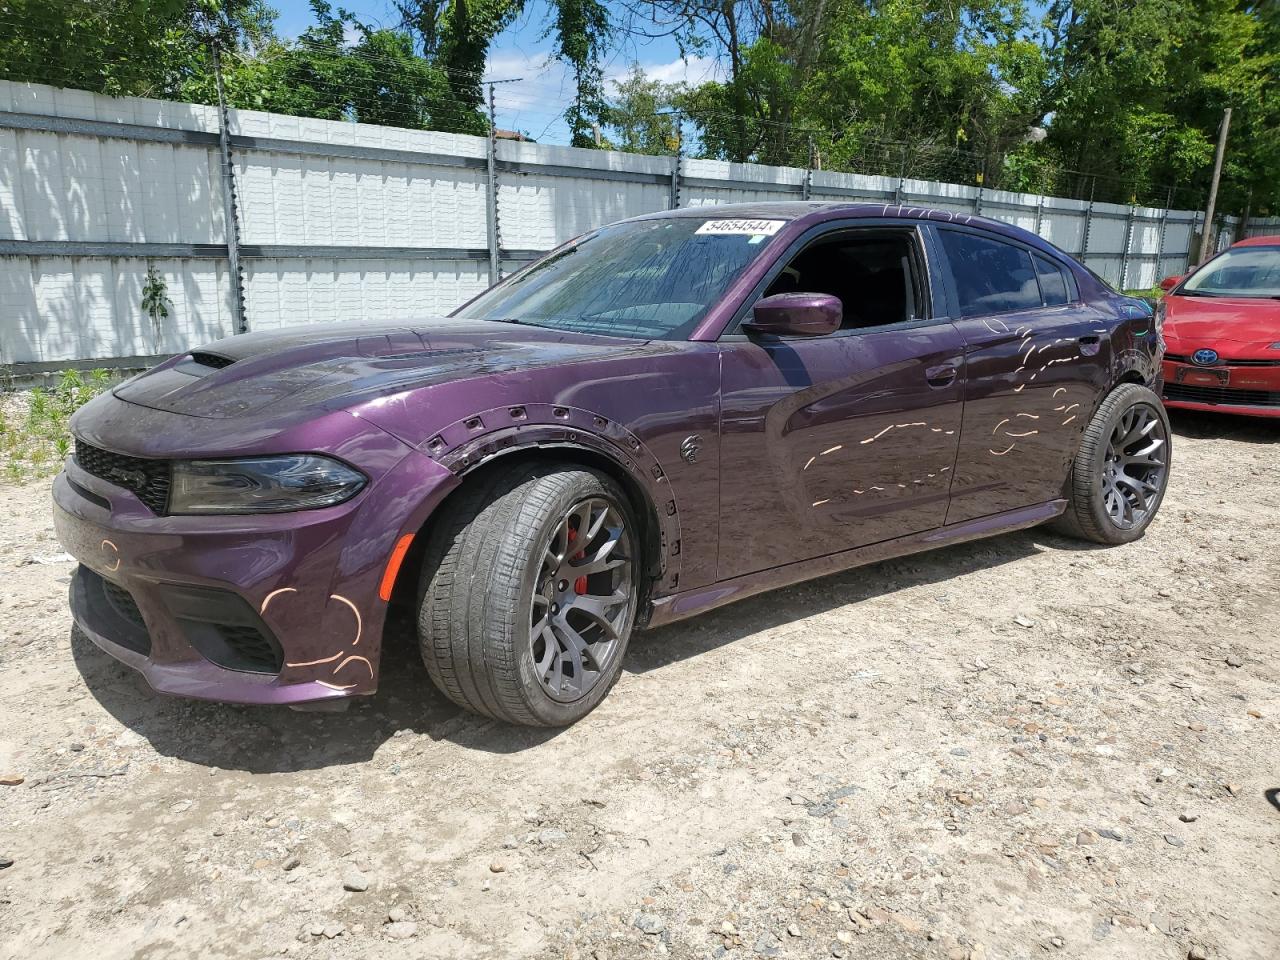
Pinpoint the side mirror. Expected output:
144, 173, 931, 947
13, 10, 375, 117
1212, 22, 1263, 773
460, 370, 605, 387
1159, 274, 1184, 292
743, 292, 841, 338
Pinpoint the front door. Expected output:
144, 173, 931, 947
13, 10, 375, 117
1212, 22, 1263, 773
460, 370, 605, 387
931, 226, 1111, 524
716, 224, 965, 581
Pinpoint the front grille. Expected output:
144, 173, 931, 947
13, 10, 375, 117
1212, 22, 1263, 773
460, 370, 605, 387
71, 566, 151, 656
217, 624, 281, 672
160, 583, 284, 675
1166, 353, 1280, 367
101, 578, 146, 630
74, 440, 171, 514
1163, 383, 1280, 407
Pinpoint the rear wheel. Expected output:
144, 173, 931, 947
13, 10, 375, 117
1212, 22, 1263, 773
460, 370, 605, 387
1054, 383, 1171, 544
417, 462, 639, 726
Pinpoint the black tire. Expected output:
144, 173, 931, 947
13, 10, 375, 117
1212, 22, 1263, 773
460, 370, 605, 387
1053, 382, 1171, 545
417, 461, 640, 726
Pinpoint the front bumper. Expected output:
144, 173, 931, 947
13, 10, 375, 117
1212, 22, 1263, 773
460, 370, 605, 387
1161, 358, 1280, 418
54, 438, 458, 705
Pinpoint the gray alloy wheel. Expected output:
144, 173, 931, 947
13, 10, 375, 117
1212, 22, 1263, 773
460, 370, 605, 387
418, 462, 639, 726
1101, 403, 1169, 530
530, 497, 634, 703
1053, 382, 1172, 545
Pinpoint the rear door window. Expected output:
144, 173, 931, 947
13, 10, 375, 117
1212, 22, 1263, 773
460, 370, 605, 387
938, 230, 1042, 317
1033, 253, 1070, 305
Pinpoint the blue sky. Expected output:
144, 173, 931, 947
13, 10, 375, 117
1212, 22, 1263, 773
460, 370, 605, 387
269, 0, 722, 142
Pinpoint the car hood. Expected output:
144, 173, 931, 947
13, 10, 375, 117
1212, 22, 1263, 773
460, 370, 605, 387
113, 318, 658, 420
1164, 295, 1280, 357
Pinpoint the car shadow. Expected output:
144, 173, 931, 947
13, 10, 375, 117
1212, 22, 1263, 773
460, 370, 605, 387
72, 525, 1054, 772
627, 528, 1048, 673
1167, 408, 1279, 443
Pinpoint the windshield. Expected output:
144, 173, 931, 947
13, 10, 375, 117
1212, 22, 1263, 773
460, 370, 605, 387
1182, 245, 1280, 298
454, 216, 786, 339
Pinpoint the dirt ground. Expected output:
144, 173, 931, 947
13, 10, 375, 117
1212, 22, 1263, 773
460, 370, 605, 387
0, 409, 1276, 960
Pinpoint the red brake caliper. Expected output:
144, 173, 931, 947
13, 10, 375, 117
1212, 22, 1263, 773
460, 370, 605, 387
567, 525, 588, 595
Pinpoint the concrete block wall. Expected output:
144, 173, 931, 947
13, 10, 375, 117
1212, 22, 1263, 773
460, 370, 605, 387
0, 79, 1222, 367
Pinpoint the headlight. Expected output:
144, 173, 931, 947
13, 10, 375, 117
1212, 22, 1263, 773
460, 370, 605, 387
168, 455, 366, 514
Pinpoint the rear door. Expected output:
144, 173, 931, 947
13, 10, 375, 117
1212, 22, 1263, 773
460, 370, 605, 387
930, 225, 1110, 524
715, 221, 966, 580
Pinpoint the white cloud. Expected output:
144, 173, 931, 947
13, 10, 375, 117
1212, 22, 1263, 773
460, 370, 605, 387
481, 46, 726, 141
608, 55, 721, 88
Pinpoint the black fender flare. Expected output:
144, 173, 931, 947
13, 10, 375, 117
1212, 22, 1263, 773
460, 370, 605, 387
421, 403, 681, 592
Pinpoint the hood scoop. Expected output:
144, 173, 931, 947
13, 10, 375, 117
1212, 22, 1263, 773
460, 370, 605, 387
188, 351, 236, 370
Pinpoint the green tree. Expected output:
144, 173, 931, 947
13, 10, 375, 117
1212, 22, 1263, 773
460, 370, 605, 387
140, 264, 171, 352
177, 3, 456, 130
396, 0, 612, 141
1037, 0, 1279, 208
0, 0, 273, 98
603, 64, 681, 153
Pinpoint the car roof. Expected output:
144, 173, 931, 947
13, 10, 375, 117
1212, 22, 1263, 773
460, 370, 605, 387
1231, 235, 1280, 248
630, 200, 1067, 262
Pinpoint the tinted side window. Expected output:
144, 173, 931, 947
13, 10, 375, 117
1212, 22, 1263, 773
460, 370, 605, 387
939, 230, 1041, 317
1033, 253, 1070, 305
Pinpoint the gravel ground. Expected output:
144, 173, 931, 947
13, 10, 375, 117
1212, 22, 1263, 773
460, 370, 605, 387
0, 409, 1276, 960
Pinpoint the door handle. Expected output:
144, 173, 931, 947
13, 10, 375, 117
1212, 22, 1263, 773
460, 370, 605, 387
1078, 335, 1102, 357
925, 363, 958, 388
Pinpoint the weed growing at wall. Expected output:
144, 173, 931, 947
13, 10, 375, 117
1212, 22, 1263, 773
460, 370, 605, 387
0, 370, 114, 482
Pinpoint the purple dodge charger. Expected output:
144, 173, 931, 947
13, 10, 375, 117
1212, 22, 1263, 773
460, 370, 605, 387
54, 203, 1169, 725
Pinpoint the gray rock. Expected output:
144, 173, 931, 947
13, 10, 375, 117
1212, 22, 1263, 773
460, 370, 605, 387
384, 921, 417, 940
1164, 834, 1185, 847
1096, 828, 1123, 841
322, 923, 345, 939
754, 933, 781, 956
387, 907, 408, 923
1179, 813, 1199, 823
343, 872, 370, 892
634, 913, 665, 935
1225, 655, 1242, 668
0, 856, 13, 870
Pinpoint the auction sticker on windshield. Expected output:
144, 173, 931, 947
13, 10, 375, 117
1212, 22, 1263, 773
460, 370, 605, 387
695, 219, 786, 237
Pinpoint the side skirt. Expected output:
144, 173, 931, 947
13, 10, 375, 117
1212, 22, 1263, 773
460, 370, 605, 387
643, 499, 1066, 628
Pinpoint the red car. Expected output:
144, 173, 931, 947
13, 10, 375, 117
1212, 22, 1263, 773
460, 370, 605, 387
1159, 235, 1280, 418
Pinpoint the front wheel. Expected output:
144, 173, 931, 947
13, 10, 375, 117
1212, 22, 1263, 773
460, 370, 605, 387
1053, 382, 1171, 545
418, 462, 639, 726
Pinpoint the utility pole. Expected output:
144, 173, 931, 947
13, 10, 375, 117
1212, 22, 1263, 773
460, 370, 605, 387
1197, 107, 1232, 265
482, 77, 521, 286
211, 40, 247, 334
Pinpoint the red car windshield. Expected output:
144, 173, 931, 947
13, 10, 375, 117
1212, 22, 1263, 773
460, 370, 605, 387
1182, 245, 1280, 299
456, 217, 784, 340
